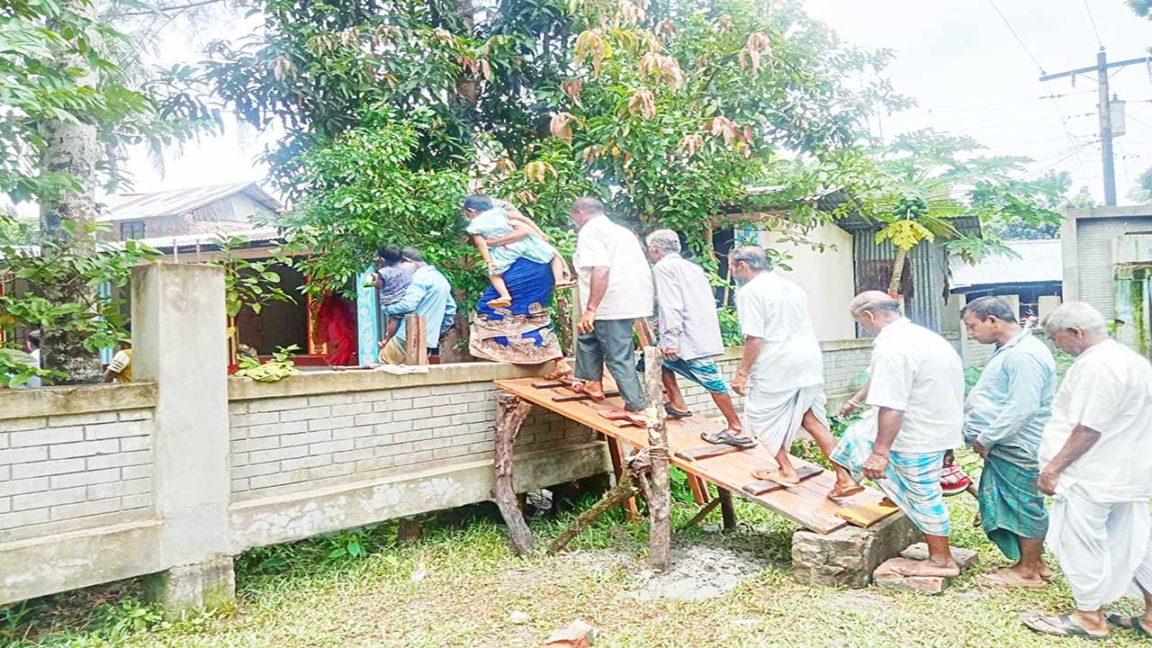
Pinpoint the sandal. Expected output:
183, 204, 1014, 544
1106, 613, 1152, 638
827, 483, 865, 499
486, 297, 513, 309
700, 429, 755, 448
569, 382, 605, 402
664, 403, 692, 419
1022, 614, 1108, 640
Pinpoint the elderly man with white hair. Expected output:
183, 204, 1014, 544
1022, 302, 1152, 641
728, 245, 861, 496
831, 291, 965, 577
644, 230, 746, 442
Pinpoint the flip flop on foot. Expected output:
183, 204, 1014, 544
542, 359, 573, 381
700, 429, 754, 448
569, 382, 605, 401
486, 297, 513, 309
827, 483, 865, 499
665, 403, 692, 419
977, 570, 1046, 589
751, 468, 800, 485
554, 280, 577, 290
1106, 613, 1152, 638
1022, 614, 1108, 640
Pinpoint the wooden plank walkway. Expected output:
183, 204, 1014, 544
495, 377, 897, 535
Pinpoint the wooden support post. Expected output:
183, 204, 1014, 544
493, 393, 535, 554
642, 346, 671, 571
403, 314, 428, 365
718, 488, 737, 532
687, 475, 710, 505
605, 436, 640, 521
548, 470, 638, 555
634, 318, 656, 348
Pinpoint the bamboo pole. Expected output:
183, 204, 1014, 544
642, 346, 671, 571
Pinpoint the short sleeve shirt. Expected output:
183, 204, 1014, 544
573, 215, 654, 320
866, 318, 964, 453
734, 272, 824, 392
1039, 340, 1152, 502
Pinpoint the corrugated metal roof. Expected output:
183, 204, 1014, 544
134, 227, 282, 252
100, 183, 281, 222
949, 239, 1062, 288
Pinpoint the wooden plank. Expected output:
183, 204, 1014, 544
675, 443, 749, 462
835, 500, 900, 528
494, 378, 889, 534
403, 314, 428, 365
634, 318, 656, 348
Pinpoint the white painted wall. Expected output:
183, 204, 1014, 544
759, 223, 857, 341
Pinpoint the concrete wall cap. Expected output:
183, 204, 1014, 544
0, 383, 157, 421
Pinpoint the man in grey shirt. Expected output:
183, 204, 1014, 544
645, 230, 746, 445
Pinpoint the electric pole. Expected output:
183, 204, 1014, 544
1040, 48, 1151, 207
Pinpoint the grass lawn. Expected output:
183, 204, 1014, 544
4, 464, 1150, 647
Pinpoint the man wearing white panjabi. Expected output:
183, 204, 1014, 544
728, 246, 861, 497
1022, 302, 1152, 641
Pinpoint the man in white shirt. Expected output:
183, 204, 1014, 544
729, 246, 860, 497
569, 198, 654, 415
1022, 302, 1152, 641
830, 291, 965, 578
645, 230, 743, 438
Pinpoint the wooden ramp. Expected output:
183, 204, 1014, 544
495, 377, 897, 535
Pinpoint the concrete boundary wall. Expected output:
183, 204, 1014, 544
1, 262, 876, 613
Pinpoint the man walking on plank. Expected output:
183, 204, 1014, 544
960, 296, 1057, 589
644, 229, 748, 446
1022, 302, 1152, 640
831, 291, 964, 578
728, 245, 861, 497
568, 197, 653, 420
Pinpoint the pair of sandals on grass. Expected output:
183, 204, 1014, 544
1023, 612, 1151, 640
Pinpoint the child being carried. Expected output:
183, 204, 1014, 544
461, 195, 572, 310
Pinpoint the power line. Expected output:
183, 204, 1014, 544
1082, 0, 1103, 47
985, 0, 1046, 73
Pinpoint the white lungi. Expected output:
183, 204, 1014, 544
1048, 483, 1152, 611
743, 384, 827, 455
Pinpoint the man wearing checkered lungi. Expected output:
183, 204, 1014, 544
832, 291, 966, 578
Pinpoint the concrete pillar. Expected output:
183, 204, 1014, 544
132, 263, 234, 615
1038, 295, 1062, 320
1001, 294, 1021, 319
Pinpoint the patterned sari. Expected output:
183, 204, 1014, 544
469, 258, 563, 365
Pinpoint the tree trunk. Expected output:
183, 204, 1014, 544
493, 393, 535, 555
642, 346, 671, 571
38, 3, 102, 383
887, 247, 908, 296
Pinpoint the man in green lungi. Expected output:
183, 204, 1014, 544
962, 296, 1057, 588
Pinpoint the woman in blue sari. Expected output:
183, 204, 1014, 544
470, 257, 571, 373
468, 200, 570, 375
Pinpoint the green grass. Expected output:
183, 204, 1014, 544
4, 481, 1150, 647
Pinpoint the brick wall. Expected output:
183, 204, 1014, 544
229, 379, 593, 501
0, 408, 154, 542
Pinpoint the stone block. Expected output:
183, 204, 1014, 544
792, 512, 920, 588
901, 543, 980, 569
872, 558, 952, 595
145, 554, 235, 617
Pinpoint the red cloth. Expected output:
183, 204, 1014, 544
317, 294, 358, 366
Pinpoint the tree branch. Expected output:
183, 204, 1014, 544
116, 0, 226, 18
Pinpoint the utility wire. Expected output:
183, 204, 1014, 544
986, 0, 1046, 73
1082, 0, 1104, 48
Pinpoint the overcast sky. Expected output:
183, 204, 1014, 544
117, 0, 1152, 205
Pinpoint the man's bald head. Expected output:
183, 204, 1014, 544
849, 291, 902, 336
569, 197, 606, 228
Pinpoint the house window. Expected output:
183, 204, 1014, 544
119, 221, 145, 240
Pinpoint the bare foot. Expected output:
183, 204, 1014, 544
1039, 562, 1055, 581
890, 558, 960, 578
543, 359, 573, 381
487, 297, 513, 309
977, 568, 1046, 589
